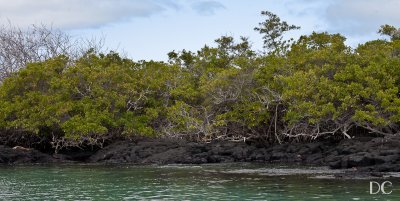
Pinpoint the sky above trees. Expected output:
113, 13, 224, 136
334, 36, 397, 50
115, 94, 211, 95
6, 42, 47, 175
0, 0, 399, 61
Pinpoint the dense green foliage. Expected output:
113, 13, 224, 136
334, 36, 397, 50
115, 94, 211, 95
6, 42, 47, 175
1, 11, 400, 150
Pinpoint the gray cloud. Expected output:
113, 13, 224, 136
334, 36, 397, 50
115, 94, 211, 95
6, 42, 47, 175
0, 0, 178, 29
285, 0, 400, 37
191, 0, 225, 16
324, 0, 400, 36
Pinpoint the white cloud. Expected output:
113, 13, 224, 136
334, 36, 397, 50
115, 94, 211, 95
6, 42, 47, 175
0, 0, 178, 29
191, 0, 225, 16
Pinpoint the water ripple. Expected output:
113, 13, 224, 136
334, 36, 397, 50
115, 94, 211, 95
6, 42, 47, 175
0, 164, 399, 200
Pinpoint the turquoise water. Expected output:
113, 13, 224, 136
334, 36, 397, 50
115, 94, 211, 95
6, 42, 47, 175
0, 163, 399, 200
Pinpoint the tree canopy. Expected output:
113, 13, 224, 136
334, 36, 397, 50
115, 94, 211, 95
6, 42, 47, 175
1, 11, 400, 151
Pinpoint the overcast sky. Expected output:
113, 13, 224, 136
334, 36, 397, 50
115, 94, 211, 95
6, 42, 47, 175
0, 0, 399, 61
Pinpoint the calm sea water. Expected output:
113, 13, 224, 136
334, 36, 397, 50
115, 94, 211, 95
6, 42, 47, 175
0, 163, 399, 200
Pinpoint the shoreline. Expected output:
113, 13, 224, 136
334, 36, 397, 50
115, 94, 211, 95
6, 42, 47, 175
1, 136, 399, 177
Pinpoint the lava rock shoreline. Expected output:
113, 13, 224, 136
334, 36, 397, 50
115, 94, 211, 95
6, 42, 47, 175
1, 136, 399, 173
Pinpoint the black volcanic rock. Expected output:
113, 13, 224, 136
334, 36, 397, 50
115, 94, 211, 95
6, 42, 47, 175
0, 145, 58, 164
1, 135, 399, 173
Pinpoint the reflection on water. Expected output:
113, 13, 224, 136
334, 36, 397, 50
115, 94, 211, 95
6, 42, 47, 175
0, 163, 399, 200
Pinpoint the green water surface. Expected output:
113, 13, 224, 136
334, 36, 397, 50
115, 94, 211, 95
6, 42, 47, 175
0, 163, 399, 200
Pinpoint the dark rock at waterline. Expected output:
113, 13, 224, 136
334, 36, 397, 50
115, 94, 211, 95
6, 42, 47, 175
1, 135, 399, 172
325, 136, 400, 171
87, 136, 400, 172
0, 145, 58, 164
88, 138, 327, 165
88, 139, 255, 164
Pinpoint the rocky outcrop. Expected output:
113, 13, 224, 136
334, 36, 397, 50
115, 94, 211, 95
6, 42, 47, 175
88, 139, 331, 165
88, 139, 253, 164
0, 145, 58, 164
325, 136, 400, 172
1, 136, 399, 172
88, 136, 400, 172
